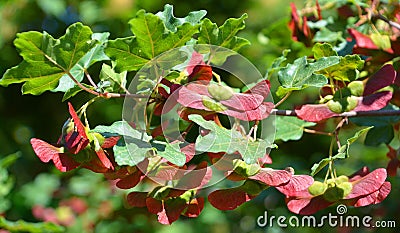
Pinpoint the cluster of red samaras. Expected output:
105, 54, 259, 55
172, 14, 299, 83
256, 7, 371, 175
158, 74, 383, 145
29, 3, 400, 223
29, 51, 278, 224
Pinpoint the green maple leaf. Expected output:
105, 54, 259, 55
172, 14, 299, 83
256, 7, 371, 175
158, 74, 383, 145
92, 121, 186, 166
276, 56, 340, 97
189, 114, 272, 164
313, 43, 364, 81
275, 116, 316, 142
156, 4, 207, 32
0, 23, 98, 95
105, 9, 200, 72
197, 14, 250, 64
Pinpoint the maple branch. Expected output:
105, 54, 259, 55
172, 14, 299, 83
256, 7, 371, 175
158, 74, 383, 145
374, 13, 400, 31
84, 70, 98, 89
272, 109, 400, 117
274, 91, 292, 108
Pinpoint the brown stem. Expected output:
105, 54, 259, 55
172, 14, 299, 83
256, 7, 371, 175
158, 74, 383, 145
84, 70, 98, 89
303, 128, 333, 136
274, 91, 292, 108
272, 109, 400, 117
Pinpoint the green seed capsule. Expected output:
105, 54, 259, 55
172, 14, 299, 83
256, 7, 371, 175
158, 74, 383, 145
207, 84, 234, 101
202, 96, 227, 112
327, 100, 343, 113
344, 96, 358, 112
308, 181, 328, 196
348, 81, 364, 97
337, 181, 353, 198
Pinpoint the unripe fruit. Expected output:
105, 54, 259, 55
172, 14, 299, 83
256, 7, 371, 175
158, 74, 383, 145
327, 100, 343, 113
337, 181, 352, 197
207, 84, 234, 101
347, 81, 364, 96
319, 94, 334, 104
344, 96, 358, 112
202, 96, 227, 112
335, 175, 349, 184
308, 181, 328, 196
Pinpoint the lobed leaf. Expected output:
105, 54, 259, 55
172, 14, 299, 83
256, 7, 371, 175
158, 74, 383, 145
275, 116, 316, 141
189, 114, 273, 164
106, 9, 200, 72
156, 4, 206, 32
276, 56, 340, 97
0, 23, 97, 95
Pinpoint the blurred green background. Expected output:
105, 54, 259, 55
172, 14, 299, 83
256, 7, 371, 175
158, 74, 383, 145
0, 0, 398, 232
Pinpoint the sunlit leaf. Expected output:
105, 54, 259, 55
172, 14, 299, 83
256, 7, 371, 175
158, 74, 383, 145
276, 56, 340, 97
0, 23, 97, 95
275, 116, 316, 141
189, 114, 273, 164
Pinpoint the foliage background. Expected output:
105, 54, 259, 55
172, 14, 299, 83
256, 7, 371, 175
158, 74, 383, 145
0, 0, 398, 232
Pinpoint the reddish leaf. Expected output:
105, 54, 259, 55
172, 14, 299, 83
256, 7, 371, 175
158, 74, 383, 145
146, 197, 187, 225
387, 158, 400, 177
221, 93, 264, 111
177, 82, 274, 121
348, 29, 397, 63
288, 3, 313, 46
152, 165, 185, 181
189, 65, 213, 82
116, 171, 143, 189
182, 198, 205, 218
363, 64, 396, 96
30, 138, 80, 172
353, 92, 393, 112
295, 104, 339, 122
224, 102, 274, 121
31, 138, 62, 163
348, 28, 380, 50
95, 148, 113, 170
146, 197, 163, 214
66, 102, 89, 154
176, 161, 212, 189
127, 192, 148, 207
101, 136, 120, 149
208, 188, 255, 210
353, 182, 391, 207
249, 168, 292, 186
82, 155, 111, 173
346, 168, 387, 199
348, 166, 370, 181
186, 52, 212, 82
244, 80, 271, 99
286, 195, 332, 215
276, 175, 314, 197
